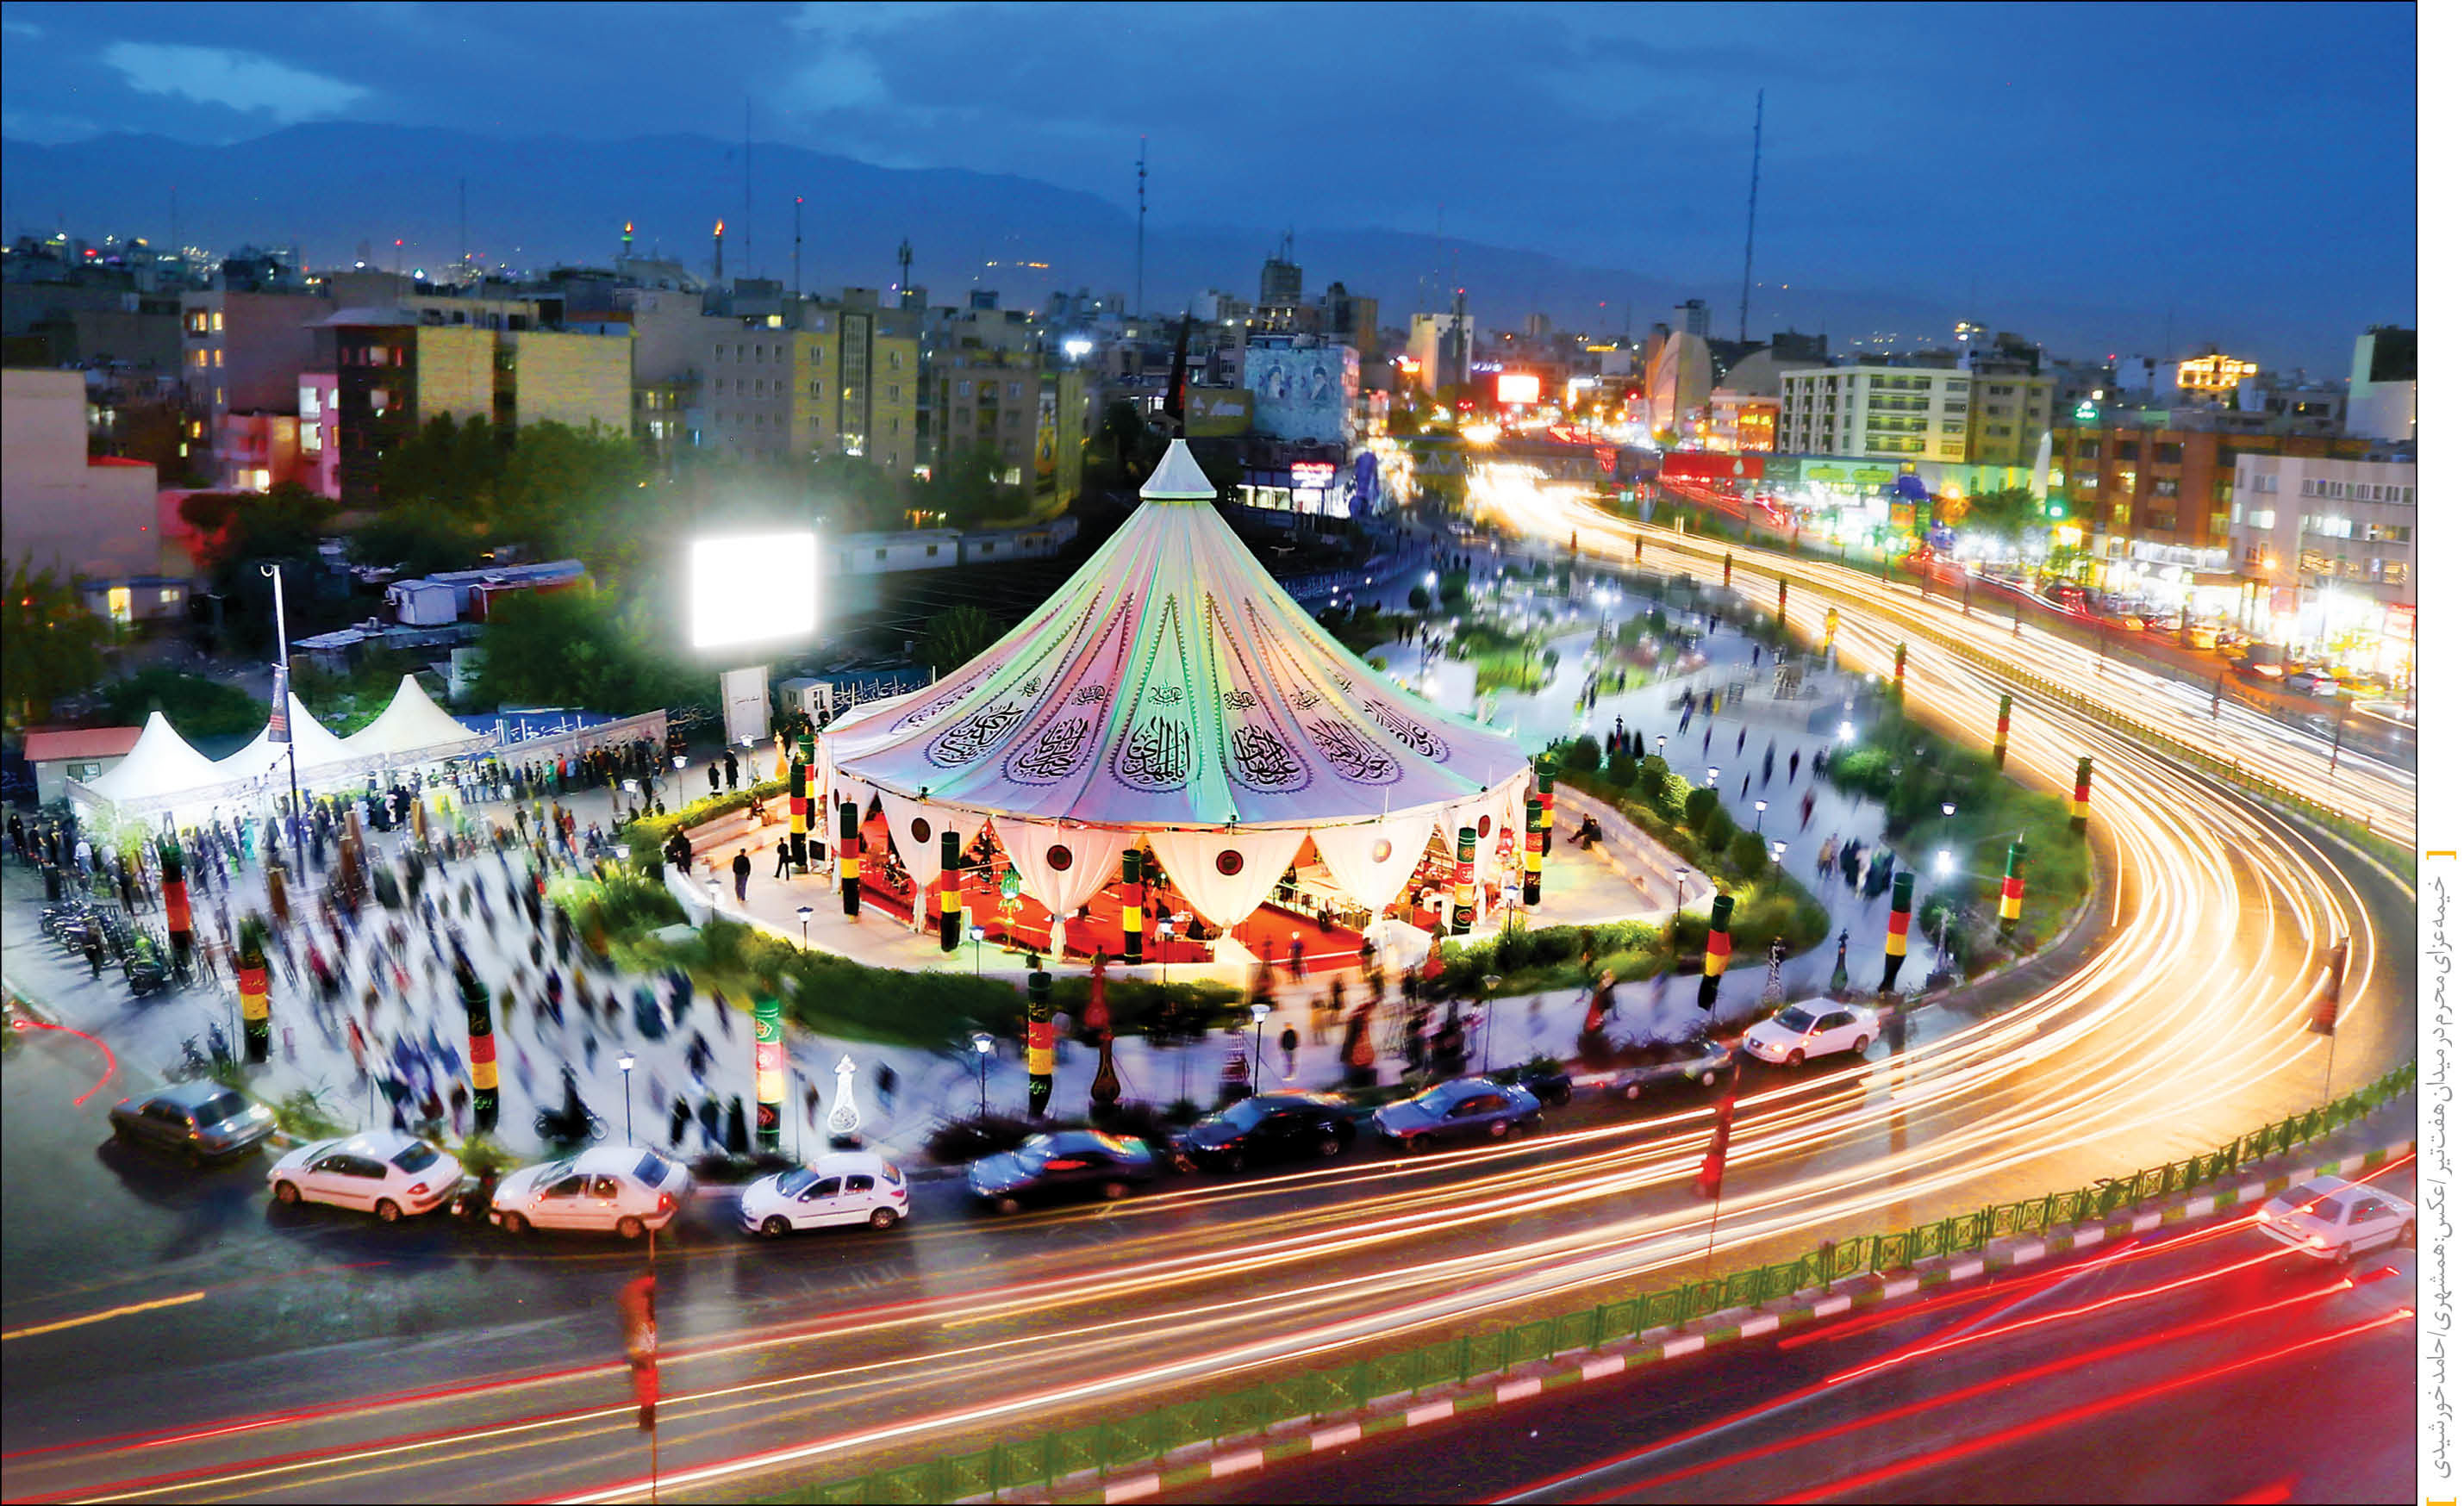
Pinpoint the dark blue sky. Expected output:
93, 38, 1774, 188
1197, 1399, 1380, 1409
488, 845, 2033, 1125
0, 2, 2417, 370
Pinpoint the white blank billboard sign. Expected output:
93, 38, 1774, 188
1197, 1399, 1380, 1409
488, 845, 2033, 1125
690, 532, 818, 649
720, 666, 770, 748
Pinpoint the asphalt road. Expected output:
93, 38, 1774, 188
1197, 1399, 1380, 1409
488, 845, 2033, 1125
1172, 1167, 2419, 1505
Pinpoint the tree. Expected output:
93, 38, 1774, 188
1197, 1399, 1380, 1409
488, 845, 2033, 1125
2, 557, 108, 728
916, 444, 1026, 530
473, 582, 694, 714
1954, 486, 2037, 539
917, 605, 1002, 676
1564, 735, 1601, 774
179, 482, 337, 599
1727, 825, 1769, 881
349, 508, 481, 578
100, 667, 263, 740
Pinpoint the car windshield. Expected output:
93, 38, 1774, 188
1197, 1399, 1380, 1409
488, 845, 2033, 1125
777, 1167, 820, 1198
390, 1142, 440, 1173
536, 1160, 577, 1185
1220, 1099, 1269, 1130
632, 1152, 671, 1186
197, 1091, 249, 1124
1013, 1136, 1055, 1168
1775, 1007, 1818, 1033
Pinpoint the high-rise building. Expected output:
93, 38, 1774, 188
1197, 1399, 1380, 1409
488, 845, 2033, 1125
1778, 364, 1974, 462
1674, 299, 1710, 339
2346, 326, 2416, 442
2225, 451, 2414, 676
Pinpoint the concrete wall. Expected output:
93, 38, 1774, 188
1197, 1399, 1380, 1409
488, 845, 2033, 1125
512, 329, 630, 433
415, 326, 496, 423
1, 369, 165, 582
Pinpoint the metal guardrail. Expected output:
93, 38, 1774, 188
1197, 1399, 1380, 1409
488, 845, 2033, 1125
770, 1058, 2416, 1503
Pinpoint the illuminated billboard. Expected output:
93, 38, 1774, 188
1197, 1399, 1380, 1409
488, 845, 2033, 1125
1496, 371, 1542, 406
690, 532, 819, 650
1242, 342, 1358, 445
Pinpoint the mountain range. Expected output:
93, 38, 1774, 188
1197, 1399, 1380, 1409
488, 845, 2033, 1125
3, 122, 2189, 364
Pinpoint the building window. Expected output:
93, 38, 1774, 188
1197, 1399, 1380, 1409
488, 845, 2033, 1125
2155, 443, 2182, 463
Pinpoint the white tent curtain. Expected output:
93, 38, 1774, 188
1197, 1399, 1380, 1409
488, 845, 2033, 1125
1146, 827, 1308, 930
874, 788, 983, 885
1474, 772, 1533, 883
992, 818, 1136, 923
1311, 812, 1438, 917
84, 712, 225, 806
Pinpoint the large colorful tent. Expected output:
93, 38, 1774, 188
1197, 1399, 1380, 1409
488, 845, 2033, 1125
340, 675, 491, 767
820, 440, 1532, 930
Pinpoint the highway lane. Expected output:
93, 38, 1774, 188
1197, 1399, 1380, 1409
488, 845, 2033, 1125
1173, 1161, 2418, 1504
3, 501, 2418, 1503
1483, 475, 2415, 848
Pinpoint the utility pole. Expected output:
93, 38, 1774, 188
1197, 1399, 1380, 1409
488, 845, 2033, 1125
743, 97, 754, 281
260, 563, 306, 877
1134, 136, 1147, 321
458, 177, 467, 286
792, 196, 802, 305
1737, 88, 1762, 345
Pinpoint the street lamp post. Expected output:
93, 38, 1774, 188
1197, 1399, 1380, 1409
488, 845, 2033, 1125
617, 1051, 636, 1145
1656, 734, 1668, 761
258, 563, 308, 876
1673, 865, 1690, 910
1754, 798, 1768, 832
796, 905, 813, 950
1157, 917, 1176, 990
970, 1032, 993, 1118
969, 924, 986, 978
1480, 974, 1501, 1075
1706, 765, 1720, 789
1249, 1001, 1270, 1087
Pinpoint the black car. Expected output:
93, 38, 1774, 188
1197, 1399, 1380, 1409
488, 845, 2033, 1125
1174, 1092, 1357, 1173
1608, 1039, 1736, 1102
108, 1081, 277, 1163
966, 1130, 1157, 1214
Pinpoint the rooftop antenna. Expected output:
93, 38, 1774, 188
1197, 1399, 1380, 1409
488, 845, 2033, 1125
458, 177, 468, 285
896, 238, 914, 308
792, 196, 803, 304
1738, 88, 1762, 345
743, 98, 753, 282
1134, 136, 1147, 320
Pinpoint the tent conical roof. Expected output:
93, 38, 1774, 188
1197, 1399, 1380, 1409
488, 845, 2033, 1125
215, 694, 353, 783
83, 711, 226, 805
824, 441, 1527, 829
340, 675, 489, 763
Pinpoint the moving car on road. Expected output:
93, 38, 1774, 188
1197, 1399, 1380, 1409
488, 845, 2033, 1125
2256, 1174, 2415, 1263
491, 1148, 692, 1239
1608, 1039, 1737, 1101
739, 1152, 908, 1236
1742, 1000, 1880, 1066
967, 1131, 1156, 1214
1173, 1092, 1357, 1173
108, 1082, 277, 1164
268, 1132, 462, 1221
1370, 1077, 1544, 1152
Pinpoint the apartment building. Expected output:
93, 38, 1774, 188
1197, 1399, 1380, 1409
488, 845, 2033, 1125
1779, 364, 1974, 462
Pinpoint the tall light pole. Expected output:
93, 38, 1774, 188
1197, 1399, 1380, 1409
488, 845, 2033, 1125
1754, 798, 1768, 832
970, 1031, 993, 1118
1480, 974, 1501, 1075
617, 1051, 636, 1145
969, 923, 986, 978
1249, 1001, 1270, 1089
259, 563, 306, 874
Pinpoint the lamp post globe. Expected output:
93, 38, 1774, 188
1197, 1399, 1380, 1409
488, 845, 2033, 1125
969, 924, 986, 978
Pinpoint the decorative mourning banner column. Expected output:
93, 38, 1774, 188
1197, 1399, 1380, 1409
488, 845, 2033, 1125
753, 995, 784, 1150
458, 948, 497, 1133
1880, 870, 1915, 993
939, 830, 961, 952
1776, 576, 1788, 629
1026, 959, 1054, 1118
2070, 756, 2093, 834
788, 755, 808, 872
1120, 849, 1145, 966
1998, 837, 2028, 942
1893, 642, 1908, 698
1696, 892, 1735, 1011
838, 800, 860, 918
237, 916, 271, 1064
1824, 607, 1839, 660
1536, 756, 1557, 856
159, 839, 192, 974
1723, 551, 1734, 590
1993, 693, 2013, 770
1522, 795, 1544, 907
1450, 825, 1475, 937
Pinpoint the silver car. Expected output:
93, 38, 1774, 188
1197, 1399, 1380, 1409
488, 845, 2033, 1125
109, 1081, 277, 1163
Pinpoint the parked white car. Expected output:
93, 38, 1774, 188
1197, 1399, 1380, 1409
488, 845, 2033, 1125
268, 1132, 461, 1221
1743, 999, 1880, 1066
491, 1148, 692, 1239
739, 1153, 910, 1237
2256, 1174, 2415, 1262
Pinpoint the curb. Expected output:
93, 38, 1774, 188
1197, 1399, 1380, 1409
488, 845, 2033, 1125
1006, 1136, 2415, 1504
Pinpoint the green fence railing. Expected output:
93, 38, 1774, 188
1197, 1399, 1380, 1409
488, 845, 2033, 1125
769, 1059, 2414, 1503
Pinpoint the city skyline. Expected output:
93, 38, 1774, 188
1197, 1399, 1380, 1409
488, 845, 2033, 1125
0, 1, 2419, 371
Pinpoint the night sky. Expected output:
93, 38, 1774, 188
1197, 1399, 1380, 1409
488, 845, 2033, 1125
0, 1, 2417, 370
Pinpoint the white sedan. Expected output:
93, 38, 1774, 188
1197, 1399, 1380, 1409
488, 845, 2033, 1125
2256, 1174, 2416, 1262
268, 1133, 462, 1221
739, 1153, 910, 1237
492, 1148, 693, 1239
1743, 999, 1880, 1066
